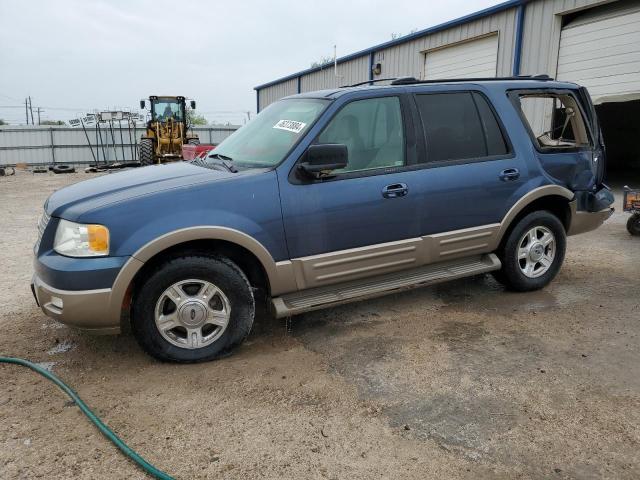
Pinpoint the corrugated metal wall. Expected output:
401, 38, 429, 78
255, 6, 520, 109
517, 0, 612, 133
372, 7, 517, 79
256, 0, 632, 111
301, 55, 370, 92
0, 126, 238, 166
258, 78, 298, 111
519, 0, 608, 76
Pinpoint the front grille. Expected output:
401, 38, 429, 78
35, 211, 50, 252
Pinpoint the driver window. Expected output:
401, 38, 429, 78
519, 94, 591, 149
317, 96, 405, 173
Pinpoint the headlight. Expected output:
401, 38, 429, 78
54, 219, 110, 257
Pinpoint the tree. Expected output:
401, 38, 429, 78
311, 56, 334, 68
189, 113, 208, 125
40, 120, 66, 126
390, 29, 418, 40
0, 119, 7, 125
186, 108, 207, 126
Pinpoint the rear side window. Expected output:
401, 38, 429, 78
414, 92, 508, 163
517, 93, 591, 150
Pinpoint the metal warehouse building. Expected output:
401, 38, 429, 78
255, 0, 640, 174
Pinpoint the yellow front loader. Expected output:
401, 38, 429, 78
138, 95, 199, 165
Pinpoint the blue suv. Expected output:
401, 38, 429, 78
32, 77, 614, 362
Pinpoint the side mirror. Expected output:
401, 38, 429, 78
299, 144, 348, 178
190, 100, 196, 110
140, 100, 146, 109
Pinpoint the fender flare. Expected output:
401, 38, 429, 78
492, 185, 574, 249
107, 227, 296, 327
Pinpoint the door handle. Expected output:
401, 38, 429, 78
499, 168, 520, 181
382, 183, 408, 198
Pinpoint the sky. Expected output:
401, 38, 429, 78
0, 0, 502, 125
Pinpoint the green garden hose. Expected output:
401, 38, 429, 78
0, 357, 175, 480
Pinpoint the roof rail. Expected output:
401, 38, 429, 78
343, 74, 554, 88
344, 78, 399, 88
390, 74, 553, 85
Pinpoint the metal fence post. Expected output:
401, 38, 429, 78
49, 127, 56, 164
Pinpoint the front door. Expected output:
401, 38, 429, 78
278, 95, 424, 289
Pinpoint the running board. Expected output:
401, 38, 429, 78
271, 253, 501, 318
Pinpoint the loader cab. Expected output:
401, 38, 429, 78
149, 96, 185, 123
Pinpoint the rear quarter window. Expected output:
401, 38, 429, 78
515, 92, 592, 151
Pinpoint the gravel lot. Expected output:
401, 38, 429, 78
1, 170, 639, 479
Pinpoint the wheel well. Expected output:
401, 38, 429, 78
130, 239, 270, 296
498, 195, 571, 250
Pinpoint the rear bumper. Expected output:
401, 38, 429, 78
31, 274, 121, 334
567, 204, 614, 236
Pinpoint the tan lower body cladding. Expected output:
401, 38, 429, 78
289, 224, 500, 290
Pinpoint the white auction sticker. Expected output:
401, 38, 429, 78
273, 119, 306, 133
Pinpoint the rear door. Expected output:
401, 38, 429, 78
408, 89, 527, 235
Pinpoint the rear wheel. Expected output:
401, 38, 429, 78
493, 210, 566, 292
131, 255, 255, 362
627, 213, 640, 236
139, 138, 154, 166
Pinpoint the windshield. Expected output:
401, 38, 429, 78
211, 98, 329, 168
152, 99, 183, 122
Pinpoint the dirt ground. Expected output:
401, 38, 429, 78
0, 169, 639, 480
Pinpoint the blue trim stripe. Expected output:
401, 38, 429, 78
512, 4, 526, 75
368, 51, 375, 84
255, 0, 528, 91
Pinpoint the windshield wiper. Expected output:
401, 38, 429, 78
208, 153, 238, 172
192, 153, 238, 173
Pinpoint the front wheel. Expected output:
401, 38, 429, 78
138, 138, 154, 166
627, 213, 640, 236
493, 210, 566, 292
131, 255, 255, 362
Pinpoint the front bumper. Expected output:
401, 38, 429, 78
31, 274, 121, 334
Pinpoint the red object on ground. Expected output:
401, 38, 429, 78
182, 144, 215, 160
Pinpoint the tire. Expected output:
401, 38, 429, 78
627, 213, 640, 236
52, 164, 75, 174
139, 138, 155, 166
492, 210, 566, 292
131, 255, 255, 362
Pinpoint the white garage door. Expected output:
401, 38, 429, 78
424, 34, 498, 80
557, 4, 640, 104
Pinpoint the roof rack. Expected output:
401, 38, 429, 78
344, 74, 553, 88
345, 78, 400, 88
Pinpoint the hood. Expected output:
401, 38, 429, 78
46, 162, 235, 219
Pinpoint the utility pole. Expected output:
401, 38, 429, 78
36, 107, 43, 125
25, 98, 29, 124
28, 96, 34, 125
246, 111, 251, 123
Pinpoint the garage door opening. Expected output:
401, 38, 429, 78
596, 100, 640, 182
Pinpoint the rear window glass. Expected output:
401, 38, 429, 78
517, 93, 591, 150
415, 92, 508, 163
